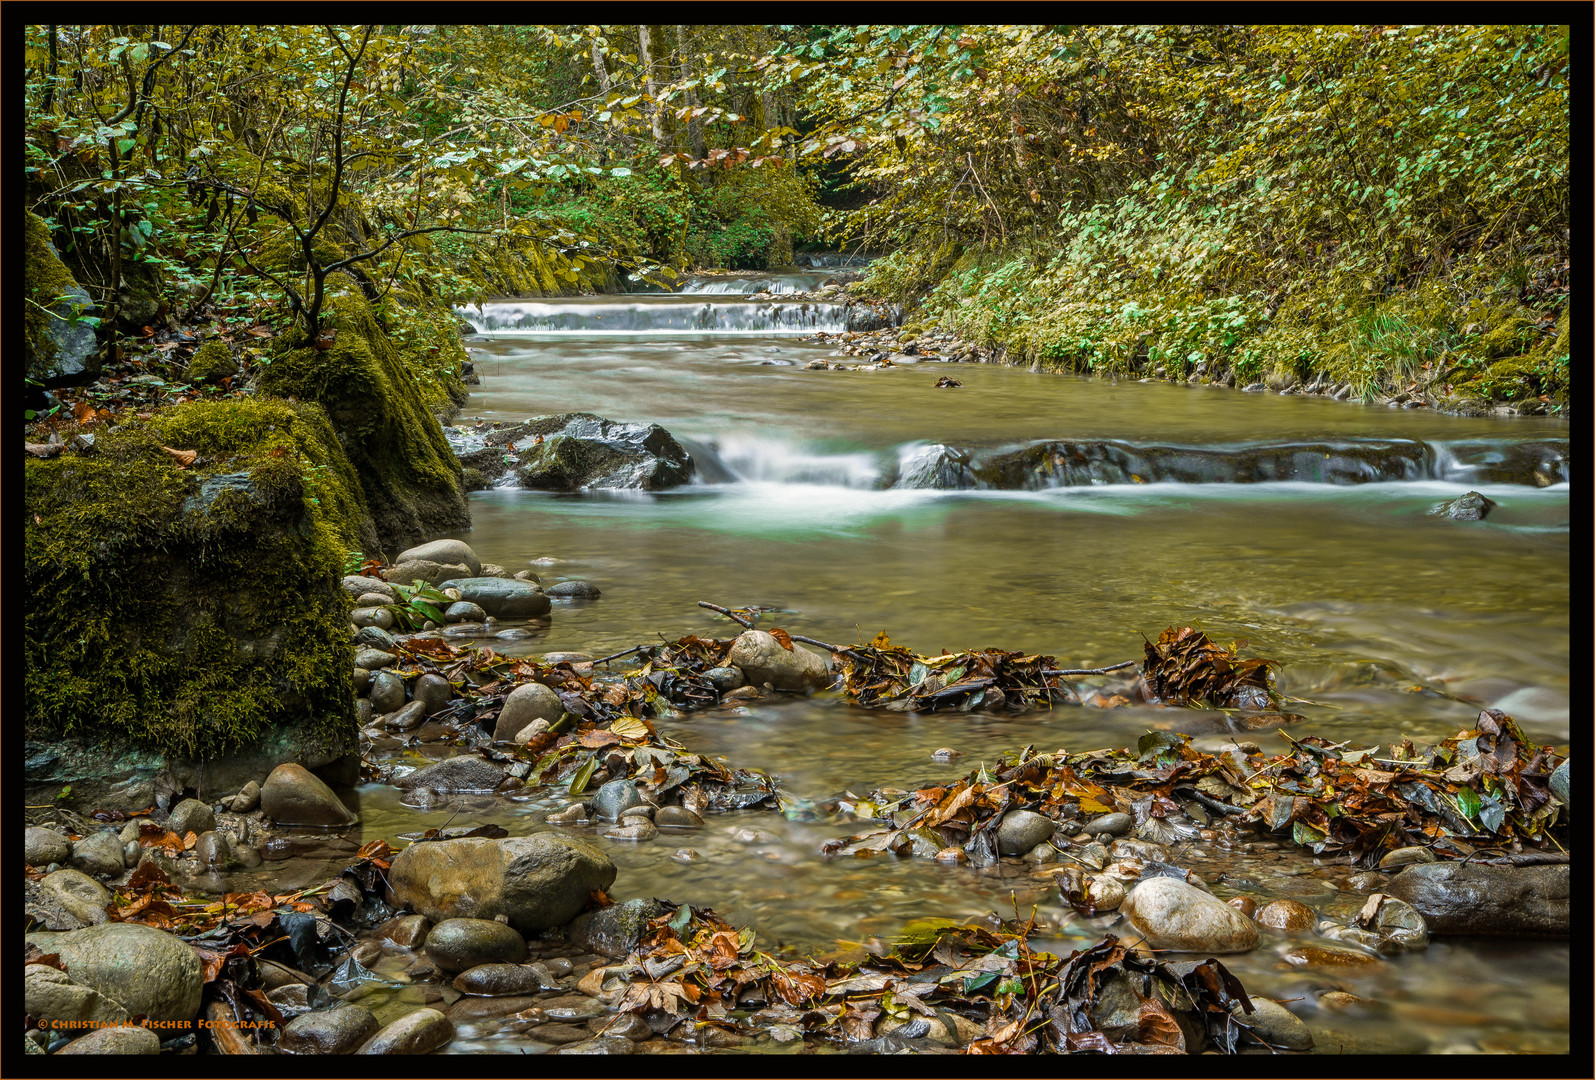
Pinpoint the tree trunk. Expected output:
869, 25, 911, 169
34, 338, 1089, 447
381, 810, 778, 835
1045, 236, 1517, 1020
637, 24, 666, 152
677, 25, 707, 159
589, 39, 611, 95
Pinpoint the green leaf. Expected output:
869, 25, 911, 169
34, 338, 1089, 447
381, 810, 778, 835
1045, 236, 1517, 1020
1291, 820, 1326, 846
669, 904, 692, 935
1454, 786, 1482, 820
569, 753, 599, 795
410, 600, 446, 625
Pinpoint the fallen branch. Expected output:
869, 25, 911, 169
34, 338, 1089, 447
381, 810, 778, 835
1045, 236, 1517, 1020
698, 601, 868, 661
1043, 661, 1139, 676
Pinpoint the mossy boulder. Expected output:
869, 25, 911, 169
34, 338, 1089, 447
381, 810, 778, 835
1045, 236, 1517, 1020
24, 398, 366, 805
24, 210, 100, 383
260, 287, 470, 555
184, 340, 239, 383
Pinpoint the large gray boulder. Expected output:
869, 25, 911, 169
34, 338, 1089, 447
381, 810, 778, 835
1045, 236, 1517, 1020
49, 922, 204, 1023
1121, 876, 1261, 953
725, 630, 833, 691
437, 577, 552, 619
37, 869, 111, 928
459, 413, 694, 491
1382, 862, 1568, 936
388, 834, 616, 935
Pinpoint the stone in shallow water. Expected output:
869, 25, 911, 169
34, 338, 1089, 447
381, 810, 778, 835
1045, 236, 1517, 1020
356, 1007, 454, 1054
1121, 877, 1260, 953
995, 809, 1054, 856
392, 756, 505, 793
1254, 898, 1315, 932
1236, 997, 1314, 1050
71, 830, 127, 877
494, 682, 564, 742
388, 835, 616, 935
592, 779, 647, 821
1081, 813, 1133, 837
396, 539, 481, 577
546, 579, 601, 599
368, 670, 405, 713
452, 962, 553, 997
438, 577, 551, 619
278, 1003, 380, 1054
1382, 862, 1568, 937
424, 919, 528, 973
261, 763, 357, 826
167, 798, 215, 836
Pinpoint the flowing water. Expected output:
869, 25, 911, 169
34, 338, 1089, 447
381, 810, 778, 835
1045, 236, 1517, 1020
361, 280, 1567, 1051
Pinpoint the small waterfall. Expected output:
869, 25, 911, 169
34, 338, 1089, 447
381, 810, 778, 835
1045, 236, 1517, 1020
459, 297, 848, 335
684, 435, 883, 488
678, 273, 834, 295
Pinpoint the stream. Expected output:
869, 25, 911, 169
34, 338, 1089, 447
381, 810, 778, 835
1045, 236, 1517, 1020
365, 276, 1567, 1053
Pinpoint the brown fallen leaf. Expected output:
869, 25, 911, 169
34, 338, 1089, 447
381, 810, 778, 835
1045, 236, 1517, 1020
162, 446, 198, 468
25, 442, 63, 458
769, 628, 796, 652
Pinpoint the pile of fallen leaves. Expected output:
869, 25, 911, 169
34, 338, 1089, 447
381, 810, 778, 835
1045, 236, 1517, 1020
25, 837, 406, 1051
376, 637, 780, 812
822, 712, 1567, 868
586, 904, 1276, 1054
1141, 626, 1277, 709
838, 633, 1078, 713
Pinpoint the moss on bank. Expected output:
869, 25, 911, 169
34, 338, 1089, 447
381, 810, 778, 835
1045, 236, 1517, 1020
24, 398, 361, 761
24, 209, 97, 380
260, 287, 470, 555
882, 248, 1568, 414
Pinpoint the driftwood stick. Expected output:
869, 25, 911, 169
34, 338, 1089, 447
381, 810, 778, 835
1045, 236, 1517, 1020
1043, 660, 1139, 676
698, 602, 868, 661
594, 644, 649, 666
697, 601, 754, 629
789, 633, 869, 663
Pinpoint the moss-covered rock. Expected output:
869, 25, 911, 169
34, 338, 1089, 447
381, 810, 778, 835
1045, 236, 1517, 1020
25, 210, 100, 383
24, 399, 365, 803
259, 287, 470, 555
184, 340, 239, 383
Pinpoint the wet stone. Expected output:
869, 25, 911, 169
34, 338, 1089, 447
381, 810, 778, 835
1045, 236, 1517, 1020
452, 963, 553, 997
1121, 877, 1260, 953
354, 648, 397, 670
1082, 813, 1133, 837
1282, 945, 1382, 969
412, 673, 453, 714
71, 830, 127, 877
546, 579, 601, 599
393, 756, 506, 792
1255, 898, 1316, 932
57, 1026, 161, 1054
995, 809, 1055, 856
167, 798, 215, 836
385, 700, 428, 731
706, 666, 745, 691
357, 591, 394, 608
672, 848, 703, 864
654, 806, 703, 828
1549, 759, 1569, 804
445, 601, 488, 624
425, 918, 528, 974
605, 819, 658, 841
536, 1022, 599, 1045
278, 1003, 381, 1054
231, 780, 262, 813
261, 763, 357, 827
356, 1007, 455, 1054
494, 682, 564, 742
194, 830, 235, 869
368, 671, 406, 713
375, 914, 432, 949
546, 803, 588, 825
1379, 846, 1438, 869
1236, 997, 1314, 1051
555, 1035, 636, 1054
445, 994, 543, 1024
26, 827, 73, 867
592, 779, 647, 821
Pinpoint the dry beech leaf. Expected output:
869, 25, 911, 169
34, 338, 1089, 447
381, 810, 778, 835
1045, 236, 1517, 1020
162, 446, 198, 468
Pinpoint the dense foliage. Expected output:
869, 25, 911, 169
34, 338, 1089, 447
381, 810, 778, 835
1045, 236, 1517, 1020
767, 24, 1569, 404
22, 24, 1569, 407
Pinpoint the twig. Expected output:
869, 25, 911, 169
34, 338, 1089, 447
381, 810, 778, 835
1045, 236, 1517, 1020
697, 601, 753, 628
1042, 661, 1138, 676
594, 644, 649, 666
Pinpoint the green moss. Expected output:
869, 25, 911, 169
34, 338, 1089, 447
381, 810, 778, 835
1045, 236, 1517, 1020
25, 209, 92, 373
259, 286, 469, 554
24, 400, 362, 760
184, 340, 238, 383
